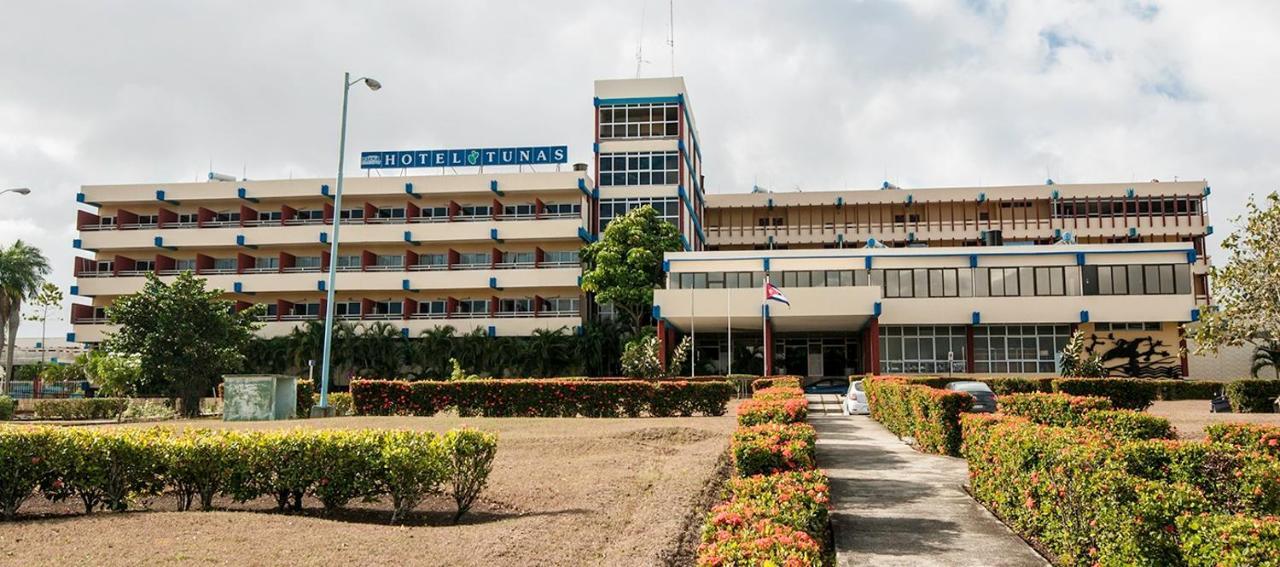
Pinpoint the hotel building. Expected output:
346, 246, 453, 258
69, 76, 1213, 379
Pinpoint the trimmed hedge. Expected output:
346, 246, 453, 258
33, 398, 129, 420
697, 470, 830, 567
0, 396, 13, 421
296, 379, 316, 417
1225, 380, 1280, 413
963, 415, 1280, 565
736, 398, 808, 426
730, 423, 817, 477
750, 376, 802, 393
352, 379, 733, 418
1177, 513, 1280, 567
1205, 423, 1280, 458
1052, 378, 1158, 411
1152, 380, 1225, 401
864, 376, 972, 456
1079, 410, 1175, 441
0, 425, 495, 522
752, 386, 806, 401
998, 392, 1112, 426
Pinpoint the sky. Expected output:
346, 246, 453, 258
1, 0, 1277, 338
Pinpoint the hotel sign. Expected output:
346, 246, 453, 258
360, 146, 568, 169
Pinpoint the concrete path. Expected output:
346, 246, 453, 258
808, 394, 1047, 567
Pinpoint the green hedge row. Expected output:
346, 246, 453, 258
963, 415, 1280, 565
863, 376, 972, 456
1225, 380, 1280, 413
1205, 423, 1280, 458
1177, 514, 1280, 566
697, 470, 830, 567
33, 398, 130, 420
895, 375, 1234, 407
0, 396, 13, 421
998, 392, 1174, 440
730, 423, 817, 477
351, 379, 733, 418
750, 376, 802, 393
0, 426, 496, 523
736, 387, 808, 427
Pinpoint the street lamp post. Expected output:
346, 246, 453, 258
316, 72, 380, 414
0, 188, 31, 196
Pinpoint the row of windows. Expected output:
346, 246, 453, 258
1053, 197, 1202, 219
92, 203, 581, 226
878, 325, 968, 374
259, 297, 580, 317
668, 265, 1191, 298
599, 152, 680, 186
599, 197, 681, 228
598, 103, 680, 139
82, 250, 580, 275
1094, 322, 1163, 331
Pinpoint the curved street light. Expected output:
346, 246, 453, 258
0, 188, 31, 196
316, 73, 381, 414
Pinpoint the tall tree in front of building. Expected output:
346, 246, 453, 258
104, 272, 262, 416
1188, 192, 1280, 359
0, 240, 51, 388
24, 281, 63, 364
580, 205, 683, 335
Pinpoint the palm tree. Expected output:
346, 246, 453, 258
411, 325, 455, 378
1252, 343, 1280, 379
0, 241, 51, 389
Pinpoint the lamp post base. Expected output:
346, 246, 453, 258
310, 406, 337, 418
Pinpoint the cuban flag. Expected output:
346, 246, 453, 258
764, 281, 791, 306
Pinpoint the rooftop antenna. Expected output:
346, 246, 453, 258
667, 0, 676, 76
635, 1, 650, 78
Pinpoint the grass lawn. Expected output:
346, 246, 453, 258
0, 409, 739, 566
1149, 399, 1280, 439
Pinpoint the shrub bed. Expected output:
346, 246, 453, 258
0, 425, 496, 522
1052, 378, 1159, 411
730, 423, 817, 477
351, 379, 732, 418
1177, 513, 1280, 566
1225, 380, 1280, 413
750, 376, 802, 393
697, 470, 830, 567
864, 376, 972, 456
751, 386, 806, 401
1205, 423, 1280, 458
998, 392, 1112, 426
32, 398, 129, 420
1152, 380, 1226, 401
736, 398, 808, 427
0, 395, 14, 421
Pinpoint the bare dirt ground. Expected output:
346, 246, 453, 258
0, 409, 739, 567
1149, 400, 1280, 439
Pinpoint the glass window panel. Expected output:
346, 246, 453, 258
929, 270, 944, 297
914, 269, 928, 298
943, 269, 958, 297
959, 269, 973, 297
1174, 264, 1191, 295
1159, 265, 1175, 294
1127, 265, 1143, 295
1144, 265, 1161, 294
974, 268, 989, 297
1019, 267, 1035, 296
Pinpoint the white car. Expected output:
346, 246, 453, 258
842, 380, 869, 415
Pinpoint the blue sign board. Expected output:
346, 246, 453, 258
361, 146, 568, 169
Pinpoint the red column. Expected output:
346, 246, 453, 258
868, 317, 881, 376
763, 318, 774, 377
965, 325, 976, 374
656, 319, 669, 370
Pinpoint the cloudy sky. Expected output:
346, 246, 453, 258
1, 0, 1277, 337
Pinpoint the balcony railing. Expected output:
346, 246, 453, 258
365, 217, 404, 224
282, 266, 323, 273
540, 260, 579, 268
75, 271, 110, 278
243, 267, 279, 274
73, 318, 110, 325
452, 262, 490, 270
202, 220, 240, 228
494, 261, 535, 270
494, 310, 535, 318
335, 265, 362, 272
408, 216, 450, 224
201, 268, 237, 275
410, 312, 449, 320
118, 223, 159, 230
363, 313, 403, 320
539, 309, 580, 318
79, 213, 584, 233
365, 264, 404, 272
168, 221, 198, 229
243, 219, 282, 227
281, 314, 321, 321
117, 270, 153, 277
409, 263, 448, 271
452, 214, 492, 222
79, 223, 115, 231
283, 218, 326, 226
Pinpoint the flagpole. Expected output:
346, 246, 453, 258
762, 274, 768, 377
690, 285, 696, 378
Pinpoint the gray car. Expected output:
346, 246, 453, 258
945, 381, 997, 413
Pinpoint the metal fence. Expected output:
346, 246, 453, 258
1, 380, 90, 399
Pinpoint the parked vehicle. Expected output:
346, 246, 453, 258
842, 380, 869, 415
945, 381, 997, 413
804, 377, 850, 395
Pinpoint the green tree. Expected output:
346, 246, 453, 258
81, 349, 143, 397
1059, 329, 1105, 377
579, 205, 683, 334
24, 282, 63, 364
1189, 192, 1280, 355
0, 240, 51, 388
1251, 343, 1280, 379
104, 272, 262, 416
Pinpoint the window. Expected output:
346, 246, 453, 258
1095, 322, 1163, 332
374, 254, 403, 268
374, 207, 405, 219
212, 258, 236, 271
370, 300, 402, 316
175, 213, 198, 224
599, 197, 680, 229
503, 204, 536, 218
598, 151, 680, 186
336, 255, 361, 271
879, 325, 967, 374
983, 267, 1021, 297
455, 299, 490, 315
339, 208, 363, 220
132, 260, 155, 272
882, 269, 915, 298
295, 256, 322, 269
499, 298, 533, 314
974, 325, 1071, 373
135, 214, 159, 225
293, 209, 323, 222
418, 206, 449, 220
458, 252, 489, 267
1083, 264, 1190, 296
457, 204, 492, 218
500, 251, 534, 265
213, 212, 240, 223
543, 202, 581, 217
417, 300, 447, 316
174, 259, 196, 271
254, 257, 279, 270
543, 250, 579, 265
416, 253, 446, 268
541, 297, 579, 314
1032, 266, 1067, 296
335, 301, 361, 317
292, 303, 320, 317
598, 103, 679, 139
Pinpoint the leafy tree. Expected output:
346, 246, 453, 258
1059, 330, 1105, 377
1189, 192, 1280, 354
620, 330, 691, 378
24, 282, 63, 364
82, 349, 144, 396
104, 272, 262, 416
1251, 343, 1280, 379
580, 205, 683, 334
0, 240, 51, 387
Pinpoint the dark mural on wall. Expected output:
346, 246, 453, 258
1085, 333, 1180, 378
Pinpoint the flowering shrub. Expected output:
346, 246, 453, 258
1224, 380, 1280, 413
1151, 380, 1225, 401
731, 423, 817, 477
696, 518, 823, 567
715, 470, 831, 541
1079, 409, 1175, 441
1205, 422, 1280, 458
737, 398, 808, 426
351, 379, 733, 418
1177, 513, 1280, 567
752, 386, 806, 401
1117, 439, 1280, 515
32, 398, 129, 420
864, 376, 972, 456
750, 376, 802, 393
1051, 378, 1158, 411
0, 425, 495, 522
997, 392, 1112, 426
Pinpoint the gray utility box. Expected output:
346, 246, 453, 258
223, 374, 297, 421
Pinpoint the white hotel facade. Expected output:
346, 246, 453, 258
70, 77, 1212, 379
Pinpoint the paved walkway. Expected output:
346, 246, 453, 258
808, 394, 1047, 567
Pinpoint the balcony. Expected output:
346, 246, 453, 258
118, 223, 159, 230
243, 267, 279, 274
201, 268, 237, 275
365, 264, 404, 272
495, 261, 535, 270
408, 263, 448, 271
282, 266, 323, 274
283, 218, 325, 226
116, 270, 152, 277
243, 219, 283, 228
